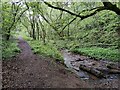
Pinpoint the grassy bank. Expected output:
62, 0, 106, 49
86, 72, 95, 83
28, 40, 64, 62
71, 47, 120, 62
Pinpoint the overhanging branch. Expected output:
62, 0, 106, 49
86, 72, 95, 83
43, 1, 120, 20
101, 0, 120, 15
44, 1, 82, 18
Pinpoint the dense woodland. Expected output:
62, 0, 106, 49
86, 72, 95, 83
1, 0, 120, 61
1, 0, 120, 88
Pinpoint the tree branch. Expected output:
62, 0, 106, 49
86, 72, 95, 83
43, 1, 120, 21
59, 17, 77, 34
101, 0, 120, 15
44, 1, 82, 18
59, 7, 105, 33
81, 6, 106, 20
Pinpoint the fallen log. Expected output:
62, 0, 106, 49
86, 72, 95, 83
108, 69, 120, 74
96, 67, 109, 74
79, 64, 105, 78
107, 63, 120, 70
96, 67, 120, 74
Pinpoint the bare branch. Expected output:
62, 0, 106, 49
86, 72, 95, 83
44, 1, 82, 18
43, 1, 120, 21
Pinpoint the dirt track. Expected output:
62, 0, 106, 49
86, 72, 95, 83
2, 39, 90, 88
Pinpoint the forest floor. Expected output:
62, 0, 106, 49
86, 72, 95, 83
2, 38, 119, 88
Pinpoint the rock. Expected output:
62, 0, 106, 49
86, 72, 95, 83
75, 58, 83, 61
73, 67, 79, 71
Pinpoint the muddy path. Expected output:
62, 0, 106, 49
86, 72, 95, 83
2, 38, 90, 88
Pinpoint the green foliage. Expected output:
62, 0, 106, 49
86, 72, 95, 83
49, 40, 68, 49
29, 40, 64, 62
2, 2, 120, 63
75, 11, 119, 47
2, 41, 20, 59
71, 47, 120, 62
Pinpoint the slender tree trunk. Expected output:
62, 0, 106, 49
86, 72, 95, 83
30, 31, 32, 37
31, 16, 36, 40
67, 18, 70, 38
33, 16, 36, 40
36, 21, 40, 40
38, 16, 46, 44
6, 30, 11, 40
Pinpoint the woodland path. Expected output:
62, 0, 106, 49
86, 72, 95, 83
2, 38, 119, 88
2, 38, 89, 88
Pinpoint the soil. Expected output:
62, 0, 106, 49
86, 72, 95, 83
2, 38, 119, 88
2, 38, 89, 88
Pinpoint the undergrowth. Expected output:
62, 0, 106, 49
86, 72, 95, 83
2, 41, 20, 59
28, 40, 64, 62
71, 47, 120, 62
